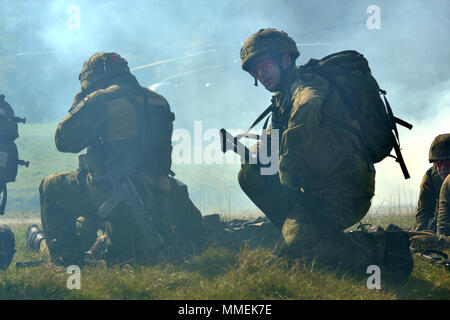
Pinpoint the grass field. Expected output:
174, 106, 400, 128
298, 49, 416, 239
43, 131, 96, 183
1, 213, 449, 300
1, 123, 449, 300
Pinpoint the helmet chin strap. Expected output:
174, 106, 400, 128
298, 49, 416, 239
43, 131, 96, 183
274, 55, 292, 86
254, 77, 258, 86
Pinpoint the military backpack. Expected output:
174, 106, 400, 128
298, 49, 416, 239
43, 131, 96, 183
305, 50, 413, 179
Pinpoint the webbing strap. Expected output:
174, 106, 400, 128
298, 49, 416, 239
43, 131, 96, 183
0, 184, 7, 215
236, 104, 275, 141
380, 91, 412, 179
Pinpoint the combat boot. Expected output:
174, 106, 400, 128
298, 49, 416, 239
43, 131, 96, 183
26, 224, 45, 252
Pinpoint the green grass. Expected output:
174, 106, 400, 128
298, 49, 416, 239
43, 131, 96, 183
1, 218, 449, 300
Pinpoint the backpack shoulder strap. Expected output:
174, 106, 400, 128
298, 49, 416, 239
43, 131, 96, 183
236, 103, 275, 141
381, 90, 412, 179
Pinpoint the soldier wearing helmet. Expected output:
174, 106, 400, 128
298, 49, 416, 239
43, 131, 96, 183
238, 29, 394, 276
32, 52, 212, 266
414, 134, 450, 232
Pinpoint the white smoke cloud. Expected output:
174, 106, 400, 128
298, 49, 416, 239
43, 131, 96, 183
1, 0, 448, 213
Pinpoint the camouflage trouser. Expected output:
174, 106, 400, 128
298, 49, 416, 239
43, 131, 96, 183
40, 170, 211, 266
238, 163, 376, 274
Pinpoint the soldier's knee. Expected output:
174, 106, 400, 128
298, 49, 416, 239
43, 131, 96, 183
39, 173, 71, 202
237, 167, 248, 190
39, 174, 59, 200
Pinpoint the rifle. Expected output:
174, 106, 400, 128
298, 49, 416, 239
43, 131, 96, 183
409, 247, 450, 270
220, 128, 257, 163
92, 156, 165, 262
219, 129, 374, 259
15, 260, 46, 269
406, 229, 450, 270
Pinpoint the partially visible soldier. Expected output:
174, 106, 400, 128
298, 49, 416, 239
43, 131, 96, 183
34, 52, 212, 266
437, 175, 450, 236
415, 134, 450, 232
238, 28, 412, 281
0, 94, 28, 215
436, 135, 450, 235
0, 95, 26, 270
0, 224, 15, 270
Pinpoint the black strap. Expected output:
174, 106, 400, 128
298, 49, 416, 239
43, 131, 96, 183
248, 104, 275, 132
381, 91, 412, 179
236, 104, 275, 141
380, 89, 413, 131
0, 184, 7, 215
136, 88, 151, 167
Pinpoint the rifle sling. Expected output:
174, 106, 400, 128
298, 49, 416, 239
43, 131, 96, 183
236, 104, 275, 141
381, 93, 411, 179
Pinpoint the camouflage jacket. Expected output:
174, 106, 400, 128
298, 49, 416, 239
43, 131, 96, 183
269, 66, 375, 198
415, 165, 443, 231
437, 174, 450, 235
55, 75, 174, 177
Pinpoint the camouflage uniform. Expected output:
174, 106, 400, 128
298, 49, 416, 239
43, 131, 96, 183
40, 52, 211, 266
414, 165, 442, 231
437, 174, 450, 235
415, 133, 450, 232
239, 29, 378, 274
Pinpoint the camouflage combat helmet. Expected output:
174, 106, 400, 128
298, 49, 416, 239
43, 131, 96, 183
79, 52, 130, 90
0, 224, 15, 270
240, 28, 300, 72
429, 133, 450, 162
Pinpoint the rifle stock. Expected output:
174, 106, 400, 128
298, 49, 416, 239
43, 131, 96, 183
219, 128, 257, 163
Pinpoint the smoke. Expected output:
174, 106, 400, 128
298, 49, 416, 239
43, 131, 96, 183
0, 0, 449, 211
